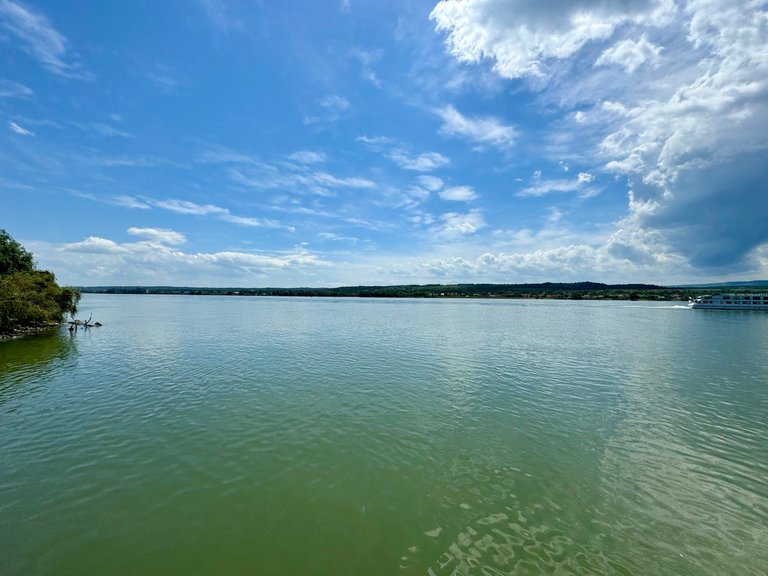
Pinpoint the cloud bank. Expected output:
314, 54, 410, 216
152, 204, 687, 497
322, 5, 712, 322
432, 0, 768, 277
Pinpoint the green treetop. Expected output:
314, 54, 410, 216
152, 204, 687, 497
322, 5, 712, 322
0, 230, 80, 335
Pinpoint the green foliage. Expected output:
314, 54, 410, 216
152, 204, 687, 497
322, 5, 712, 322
0, 231, 80, 335
0, 229, 35, 275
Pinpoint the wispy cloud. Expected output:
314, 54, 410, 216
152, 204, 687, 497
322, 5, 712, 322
199, 0, 244, 33
356, 135, 451, 173
288, 150, 326, 164
150, 199, 227, 216
305, 95, 351, 125
436, 105, 517, 150
81, 122, 135, 139
148, 64, 183, 94
111, 196, 151, 209
8, 120, 34, 136
517, 172, 598, 198
219, 149, 375, 195
0, 0, 90, 79
148, 198, 283, 229
0, 78, 33, 98
388, 149, 450, 172
350, 47, 383, 88
356, 135, 396, 148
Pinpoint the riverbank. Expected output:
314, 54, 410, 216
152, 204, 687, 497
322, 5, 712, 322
0, 322, 62, 340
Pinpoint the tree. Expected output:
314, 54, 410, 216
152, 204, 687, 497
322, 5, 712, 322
0, 229, 35, 275
0, 230, 80, 335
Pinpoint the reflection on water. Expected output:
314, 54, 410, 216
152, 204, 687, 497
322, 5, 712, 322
0, 296, 767, 575
0, 329, 77, 407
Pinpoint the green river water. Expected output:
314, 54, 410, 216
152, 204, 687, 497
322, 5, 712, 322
1, 295, 766, 575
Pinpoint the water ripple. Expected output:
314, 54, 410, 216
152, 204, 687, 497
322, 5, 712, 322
1, 296, 767, 575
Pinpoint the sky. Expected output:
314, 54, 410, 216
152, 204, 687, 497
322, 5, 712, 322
1, 0, 767, 287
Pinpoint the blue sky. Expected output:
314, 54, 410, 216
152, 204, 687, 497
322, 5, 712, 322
2, 0, 767, 287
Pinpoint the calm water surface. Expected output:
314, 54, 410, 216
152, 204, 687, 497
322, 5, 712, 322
1, 295, 767, 575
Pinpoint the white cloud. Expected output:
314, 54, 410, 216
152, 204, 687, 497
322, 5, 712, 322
417, 175, 444, 191
388, 149, 450, 171
47, 234, 330, 284
436, 105, 517, 149
313, 172, 374, 189
110, 196, 151, 210
320, 95, 350, 111
84, 122, 134, 139
220, 214, 282, 229
430, 0, 675, 79
433, 0, 768, 273
595, 35, 663, 73
8, 120, 34, 136
438, 209, 485, 236
288, 150, 326, 164
127, 227, 187, 245
151, 199, 228, 216
0, 78, 33, 98
518, 174, 598, 198
439, 185, 478, 201
61, 236, 127, 254
0, 0, 90, 79
350, 47, 383, 88
356, 135, 396, 148
148, 64, 182, 94
228, 159, 375, 196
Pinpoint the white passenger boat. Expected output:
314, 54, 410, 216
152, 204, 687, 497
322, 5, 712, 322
689, 293, 768, 310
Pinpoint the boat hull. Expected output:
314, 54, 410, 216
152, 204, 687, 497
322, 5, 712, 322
689, 293, 768, 310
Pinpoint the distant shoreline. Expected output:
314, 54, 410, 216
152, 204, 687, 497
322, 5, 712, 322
72, 281, 754, 301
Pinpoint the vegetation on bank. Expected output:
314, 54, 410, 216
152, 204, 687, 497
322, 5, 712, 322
0, 230, 80, 336
78, 282, 717, 301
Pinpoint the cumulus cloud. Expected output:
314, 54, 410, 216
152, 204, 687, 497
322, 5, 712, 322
595, 35, 663, 73
127, 227, 187, 245
433, 0, 768, 276
430, 0, 676, 79
417, 175, 444, 191
436, 105, 517, 149
438, 209, 485, 236
61, 236, 128, 254
49, 233, 329, 284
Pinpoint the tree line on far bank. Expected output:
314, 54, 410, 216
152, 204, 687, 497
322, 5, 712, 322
0, 230, 80, 336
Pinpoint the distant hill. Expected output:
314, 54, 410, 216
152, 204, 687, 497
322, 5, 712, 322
673, 280, 768, 288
